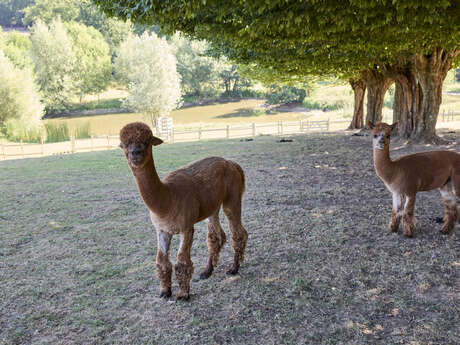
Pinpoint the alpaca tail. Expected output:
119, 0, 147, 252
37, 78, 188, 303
229, 160, 246, 195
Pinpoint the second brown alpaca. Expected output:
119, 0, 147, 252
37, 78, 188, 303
119, 122, 248, 300
369, 121, 460, 237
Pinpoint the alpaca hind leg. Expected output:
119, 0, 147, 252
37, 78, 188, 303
223, 198, 248, 275
156, 231, 172, 298
200, 211, 227, 279
175, 228, 194, 300
389, 192, 404, 232
450, 173, 460, 222
439, 182, 457, 233
402, 194, 416, 237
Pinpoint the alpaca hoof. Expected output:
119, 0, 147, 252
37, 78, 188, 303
176, 293, 190, 301
403, 229, 414, 237
199, 269, 213, 280
159, 288, 172, 298
440, 223, 454, 233
389, 225, 398, 233
226, 266, 239, 276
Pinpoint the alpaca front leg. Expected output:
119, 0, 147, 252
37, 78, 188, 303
389, 193, 404, 232
402, 195, 416, 237
175, 228, 194, 301
156, 231, 172, 298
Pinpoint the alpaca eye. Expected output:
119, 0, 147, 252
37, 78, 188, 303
386, 135, 390, 139
373, 135, 377, 138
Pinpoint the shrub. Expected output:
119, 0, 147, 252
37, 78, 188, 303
44, 122, 70, 142
266, 85, 307, 104
0, 50, 43, 142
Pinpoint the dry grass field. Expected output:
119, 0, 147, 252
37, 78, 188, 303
1, 130, 459, 345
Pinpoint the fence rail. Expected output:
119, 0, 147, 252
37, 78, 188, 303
1, 112, 460, 161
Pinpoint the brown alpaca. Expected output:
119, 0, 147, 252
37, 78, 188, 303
369, 121, 460, 237
119, 122, 248, 300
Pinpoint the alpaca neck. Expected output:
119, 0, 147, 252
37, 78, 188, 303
373, 144, 394, 182
131, 156, 171, 216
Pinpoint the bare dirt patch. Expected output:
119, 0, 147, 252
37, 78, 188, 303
1, 130, 459, 344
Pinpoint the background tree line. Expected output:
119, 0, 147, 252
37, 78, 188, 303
0, 0, 310, 141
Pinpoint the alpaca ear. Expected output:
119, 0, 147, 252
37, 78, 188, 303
151, 136, 163, 146
367, 121, 375, 129
390, 122, 398, 132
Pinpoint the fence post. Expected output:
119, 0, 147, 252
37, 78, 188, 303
198, 127, 202, 141
1, 143, 4, 160
442, 110, 445, 122
41, 137, 44, 156
91, 135, 94, 151
279, 121, 283, 135
171, 129, 174, 143
20, 140, 24, 158
106, 135, 110, 149
71, 136, 75, 153
327, 118, 330, 131
299, 120, 303, 132
226, 125, 230, 139
252, 123, 256, 137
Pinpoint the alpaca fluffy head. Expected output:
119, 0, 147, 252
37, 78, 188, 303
368, 121, 398, 150
119, 122, 163, 168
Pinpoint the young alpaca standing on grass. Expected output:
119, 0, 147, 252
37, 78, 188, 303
119, 122, 248, 300
369, 121, 460, 237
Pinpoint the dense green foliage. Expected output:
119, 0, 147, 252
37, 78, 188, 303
29, 19, 77, 112
0, 50, 43, 141
0, 0, 31, 27
115, 33, 182, 124
0, 28, 32, 69
266, 85, 306, 105
93, 0, 460, 79
64, 21, 112, 98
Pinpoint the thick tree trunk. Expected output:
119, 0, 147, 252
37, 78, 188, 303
410, 48, 459, 143
362, 69, 393, 127
348, 78, 366, 129
383, 63, 421, 139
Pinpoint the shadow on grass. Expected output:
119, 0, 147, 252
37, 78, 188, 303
215, 107, 277, 119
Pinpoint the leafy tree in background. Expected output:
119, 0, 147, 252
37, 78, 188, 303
171, 34, 221, 98
29, 19, 77, 112
0, 0, 32, 27
0, 29, 32, 69
115, 32, 181, 127
77, 0, 132, 56
0, 50, 43, 141
22, 0, 132, 56
64, 21, 112, 101
93, 0, 460, 143
23, 0, 79, 26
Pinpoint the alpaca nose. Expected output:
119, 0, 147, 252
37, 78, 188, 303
132, 149, 142, 156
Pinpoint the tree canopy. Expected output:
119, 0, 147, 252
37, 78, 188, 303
93, 0, 460, 142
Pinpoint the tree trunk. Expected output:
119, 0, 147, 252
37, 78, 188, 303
348, 78, 366, 129
383, 62, 420, 139
362, 69, 393, 127
410, 48, 459, 143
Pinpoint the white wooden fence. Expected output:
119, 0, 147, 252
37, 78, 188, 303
2, 112, 459, 161
1, 120, 341, 160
